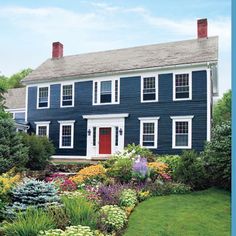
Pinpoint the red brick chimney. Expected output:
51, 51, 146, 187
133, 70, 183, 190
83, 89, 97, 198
52, 42, 63, 59
197, 18, 208, 39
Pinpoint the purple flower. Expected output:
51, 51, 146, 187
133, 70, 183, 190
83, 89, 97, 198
132, 157, 148, 177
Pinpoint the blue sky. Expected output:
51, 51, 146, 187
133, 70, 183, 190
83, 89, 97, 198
0, 0, 231, 96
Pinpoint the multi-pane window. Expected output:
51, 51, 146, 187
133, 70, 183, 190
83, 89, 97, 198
35, 122, 50, 137
59, 121, 75, 148
171, 116, 193, 149
174, 73, 191, 100
115, 127, 119, 146
142, 77, 157, 101
61, 84, 73, 107
139, 118, 159, 148
38, 126, 47, 136
100, 81, 112, 103
14, 112, 25, 121
93, 79, 119, 105
38, 87, 49, 108
93, 127, 96, 146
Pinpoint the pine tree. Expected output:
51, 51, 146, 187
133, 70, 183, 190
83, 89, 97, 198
0, 119, 28, 174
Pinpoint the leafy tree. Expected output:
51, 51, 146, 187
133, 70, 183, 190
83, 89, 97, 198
203, 121, 231, 190
213, 90, 231, 126
0, 119, 28, 174
7, 68, 32, 88
21, 134, 55, 170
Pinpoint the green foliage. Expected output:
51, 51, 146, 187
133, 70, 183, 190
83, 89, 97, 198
2, 207, 56, 236
61, 195, 97, 229
107, 158, 133, 183
39, 225, 96, 236
99, 205, 127, 233
119, 189, 138, 208
203, 121, 231, 190
21, 133, 55, 170
156, 155, 181, 175
125, 144, 156, 162
213, 90, 231, 126
6, 178, 60, 215
174, 150, 207, 190
46, 205, 70, 230
0, 119, 28, 174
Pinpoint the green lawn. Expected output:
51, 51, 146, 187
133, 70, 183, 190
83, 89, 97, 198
124, 188, 231, 236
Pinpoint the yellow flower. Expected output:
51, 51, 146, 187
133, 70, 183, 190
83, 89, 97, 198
148, 162, 169, 174
70, 164, 106, 184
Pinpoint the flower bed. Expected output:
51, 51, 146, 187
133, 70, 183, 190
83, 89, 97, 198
0, 145, 192, 236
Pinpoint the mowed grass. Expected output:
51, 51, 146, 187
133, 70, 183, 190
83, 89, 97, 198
124, 188, 231, 236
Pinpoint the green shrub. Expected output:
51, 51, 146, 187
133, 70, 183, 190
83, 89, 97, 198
174, 150, 207, 190
2, 208, 56, 236
5, 178, 59, 216
21, 133, 55, 170
156, 155, 181, 175
203, 121, 231, 190
119, 189, 138, 208
107, 158, 133, 183
147, 180, 191, 196
0, 119, 28, 174
61, 195, 97, 229
99, 205, 127, 233
46, 205, 70, 230
39, 225, 96, 236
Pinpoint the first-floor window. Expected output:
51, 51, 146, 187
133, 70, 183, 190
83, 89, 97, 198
171, 116, 193, 149
93, 127, 96, 146
59, 121, 75, 148
139, 117, 159, 148
115, 126, 119, 146
35, 121, 50, 137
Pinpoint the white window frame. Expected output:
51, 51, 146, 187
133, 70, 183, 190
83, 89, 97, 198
60, 82, 74, 108
35, 121, 50, 137
141, 76, 159, 103
58, 120, 75, 149
93, 78, 120, 105
138, 117, 159, 149
171, 116, 194, 149
37, 85, 50, 109
173, 72, 192, 101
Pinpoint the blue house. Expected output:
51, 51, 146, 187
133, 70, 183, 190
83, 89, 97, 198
22, 18, 218, 160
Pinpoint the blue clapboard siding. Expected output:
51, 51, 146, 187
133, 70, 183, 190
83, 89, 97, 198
27, 70, 207, 155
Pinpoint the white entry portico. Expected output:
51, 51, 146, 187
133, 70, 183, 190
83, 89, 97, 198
83, 113, 129, 158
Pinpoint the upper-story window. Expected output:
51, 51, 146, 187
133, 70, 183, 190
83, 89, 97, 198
173, 73, 192, 101
141, 76, 158, 102
93, 79, 119, 105
61, 83, 74, 107
37, 86, 49, 108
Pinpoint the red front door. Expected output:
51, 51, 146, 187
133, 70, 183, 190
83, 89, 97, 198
99, 128, 111, 154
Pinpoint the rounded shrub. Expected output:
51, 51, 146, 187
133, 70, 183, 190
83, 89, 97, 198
119, 189, 138, 208
99, 205, 127, 233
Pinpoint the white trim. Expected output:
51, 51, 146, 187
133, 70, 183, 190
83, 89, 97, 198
60, 82, 75, 108
5, 108, 25, 112
171, 115, 194, 149
83, 113, 129, 119
35, 121, 50, 137
58, 121, 75, 149
23, 62, 213, 86
139, 117, 159, 149
141, 75, 159, 103
25, 86, 28, 122
92, 77, 120, 105
37, 85, 50, 109
173, 71, 192, 101
207, 68, 211, 141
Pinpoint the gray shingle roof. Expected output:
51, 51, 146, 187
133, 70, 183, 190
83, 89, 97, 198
22, 36, 218, 84
4, 87, 26, 109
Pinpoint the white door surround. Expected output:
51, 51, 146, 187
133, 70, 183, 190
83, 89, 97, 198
83, 113, 129, 158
